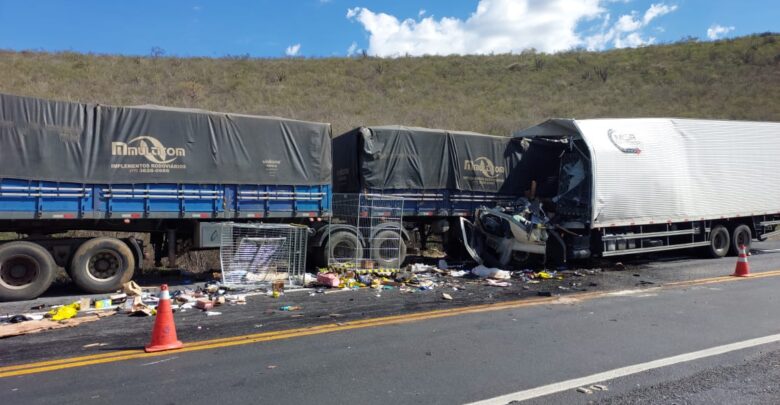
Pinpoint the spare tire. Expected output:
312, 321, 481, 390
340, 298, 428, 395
0, 241, 56, 301
70, 237, 135, 293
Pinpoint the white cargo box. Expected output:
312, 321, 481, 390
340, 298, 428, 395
515, 118, 780, 228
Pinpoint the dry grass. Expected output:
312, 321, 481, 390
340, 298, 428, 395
1, 34, 778, 137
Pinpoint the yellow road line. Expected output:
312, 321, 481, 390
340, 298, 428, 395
2, 268, 779, 378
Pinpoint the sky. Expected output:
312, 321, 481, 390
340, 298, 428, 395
0, 0, 777, 58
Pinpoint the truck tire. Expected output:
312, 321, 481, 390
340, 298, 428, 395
707, 225, 730, 258
70, 237, 135, 294
729, 224, 752, 256
0, 241, 56, 301
323, 231, 363, 267
370, 230, 407, 269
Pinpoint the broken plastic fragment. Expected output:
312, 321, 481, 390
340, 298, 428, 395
47, 303, 79, 321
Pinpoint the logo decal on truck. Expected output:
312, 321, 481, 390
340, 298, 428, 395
607, 129, 642, 154
111, 136, 187, 174
112, 136, 186, 164
464, 157, 505, 178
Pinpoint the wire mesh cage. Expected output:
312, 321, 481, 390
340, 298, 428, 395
219, 223, 308, 288
328, 193, 405, 271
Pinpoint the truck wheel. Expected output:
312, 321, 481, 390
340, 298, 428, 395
0, 242, 56, 301
729, 224, 752, 256
70, 237, 135, 293
324, 231, 363, 266
370, 230, 407, 269
707, 225, 730, 258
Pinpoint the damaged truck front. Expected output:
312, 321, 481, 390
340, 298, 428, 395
462, 118, 780, 267
460, 122, 590, 267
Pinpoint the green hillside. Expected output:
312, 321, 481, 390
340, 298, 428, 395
1, 34, 778, 136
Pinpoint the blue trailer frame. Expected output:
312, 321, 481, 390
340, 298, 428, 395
0, 178, 331, 220
364, 188, 515, 218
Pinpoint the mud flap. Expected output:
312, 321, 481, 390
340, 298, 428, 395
459, 217, 483, 265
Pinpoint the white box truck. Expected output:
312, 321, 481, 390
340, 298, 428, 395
461, 118, 780, 267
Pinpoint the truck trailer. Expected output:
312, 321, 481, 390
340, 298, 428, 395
0, 93, 334, 301
332, 126, 523, 264
461, 118, 780, 267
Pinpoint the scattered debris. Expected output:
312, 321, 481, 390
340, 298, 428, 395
577, 387, 593, 394
128, 296, 156, 317
0, 312, 114, 338
486, 279, 511, 287
279, 305, 302, 311
82, 342, 108, 348
47, 303, 79, 321
410, 263, 438, 273
79, 298, 91, 311
9, 315, 32, 323
123, 281, 143, 297
317, 273, 340, 288
471, 265, 511, 280
195, 299, 214, 311
128, 305, 155, 317
94, 299, 112, 309
442, 293, 453, 300
590, 384, 608, 391
205, 311, 222, 316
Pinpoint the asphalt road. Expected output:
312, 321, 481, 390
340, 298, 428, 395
2, 242, 780, 404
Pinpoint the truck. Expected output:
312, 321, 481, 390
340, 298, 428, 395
332, 126, 523, 266
0, 93, 334, 301
460, 118, 780, 268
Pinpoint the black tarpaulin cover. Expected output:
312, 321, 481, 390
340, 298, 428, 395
333, 126, 523, 193
0, 93, 332, 185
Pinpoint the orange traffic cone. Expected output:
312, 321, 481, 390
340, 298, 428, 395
145, 284, 184, 353
732, 245, 751, 277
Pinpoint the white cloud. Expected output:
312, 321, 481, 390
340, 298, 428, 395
707, 24, 735, 40
285, 43, 301, 56
584, 2, 676, 50
418, 9, 426, 18
347, 41, 359, 56
346, 8, 359, 19
643, 3, 676, 25
615, 14, 642, 32
346, 0, 605, 56
346, 1, 678, 57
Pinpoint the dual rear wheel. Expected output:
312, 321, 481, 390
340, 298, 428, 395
317, 229, 406, 269
0, 237, 135, 301
707, 224, 752, 259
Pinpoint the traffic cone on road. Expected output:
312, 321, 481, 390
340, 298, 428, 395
732, 245, 751, 277
145, 284, 184, 353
